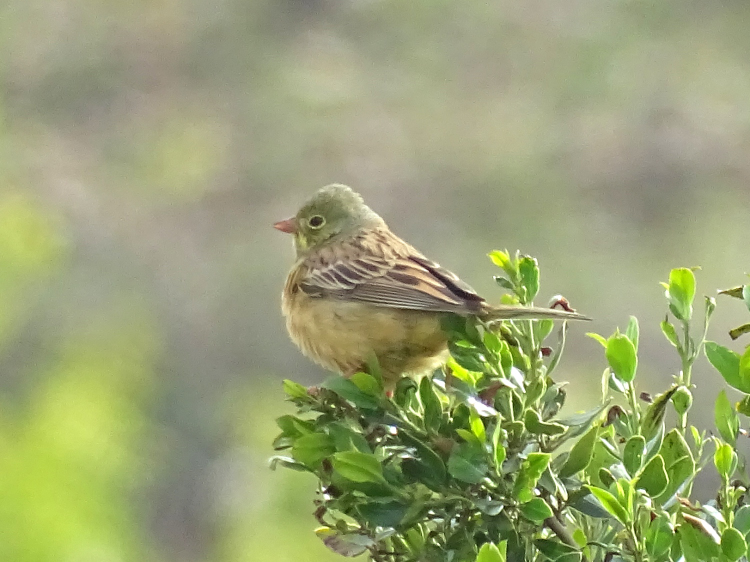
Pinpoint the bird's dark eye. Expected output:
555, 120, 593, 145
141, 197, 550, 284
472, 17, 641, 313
308, 215, 326, 229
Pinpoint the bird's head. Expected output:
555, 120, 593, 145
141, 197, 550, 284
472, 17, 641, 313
274, 184, 384, 256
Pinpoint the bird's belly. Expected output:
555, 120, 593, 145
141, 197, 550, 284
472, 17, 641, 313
283, 293, 448, 383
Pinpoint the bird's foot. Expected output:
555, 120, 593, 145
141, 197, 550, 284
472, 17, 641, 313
306, 385, 321, 397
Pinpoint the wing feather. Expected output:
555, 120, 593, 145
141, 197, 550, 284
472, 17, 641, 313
297, 227, 485, 314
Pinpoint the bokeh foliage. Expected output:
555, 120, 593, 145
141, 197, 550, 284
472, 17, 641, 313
0, 193, 155, 560
2, 0, 750, 561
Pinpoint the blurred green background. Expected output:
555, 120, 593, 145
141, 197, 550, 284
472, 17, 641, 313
2, 1, 750, 560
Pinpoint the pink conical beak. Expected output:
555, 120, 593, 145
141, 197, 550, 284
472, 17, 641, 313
273, 217, 297, 234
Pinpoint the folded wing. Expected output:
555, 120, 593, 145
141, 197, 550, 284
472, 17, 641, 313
298, 228, 485, 315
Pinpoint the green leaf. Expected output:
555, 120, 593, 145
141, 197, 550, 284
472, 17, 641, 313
739, 396, 750, 417
626, 316, 640, 352
635, 454, 668, 496
705, 295, 716, 324
555, 554, 583, 562
721, 527, 747, 561
670, 389, 691, 420
463, 319, 484, 346
491, 419, 507, 473
705, 342, 750, 393
420, 376, 442, 432
331, 451, 386, 483
364, 352, 384, 388
499, 341, 513, 376
446, 357, 480, 386
393, 376, 418, 408
283, 379, 309, 400
657, 456, 695, 504
568, 492, 612, 519
456, 428, 482, 445
615, 478, 634, 519
483, 330, 503, 355
316, 527, 374, 557
714, 443, 737, 480
476, 542, 506, 562
526, 379, 546, 404
540, 383, 567, 420
642, 387, 678, 441
668, 268, 696, 321
606, 333, 637, 383
744, 285, 750, 312
559, 426, 598, 478
730, 323, 750, 341
689, 425, 702, 449
679, 514, 721, 561
623, 435, 646, 475
720, 286, 746, 299
268, 455, 309, 472
292, 433, 335, 468
448, 443, 488, 484
734, 505, 750, 537
272, 434, 296, 450
518, 256, 540, 302
475, 498, 504, 517
470, 408, 487, 442
558, 403, 608, 436
715, 390, 737, 446
275, 414, 314, 437
701, 504, 724, 525
526, 452, 551, 478
357, 501, 409, 528
644, 421, 666, 464
328, 422, 371, 453
586, 486, 630, 524
659, 428, 693, 469
513, 453, 551, 502
533, 539, 579, 560
448, 342, 487, 373
495, 276, 515, 291
321, 376, 380, 409
494, 440, 507, 468
441, 314, 470, 338
534, 319, 554, 342
519, 498, 553, 523
607, 369, 628, 394
661, 318, 680, 348
524, 408, 566, 436
586, 332, 608, 348
646, 514, 674, 558
350, 371, 382, 396
488, 250, 514, 276
398, 429, 447, 489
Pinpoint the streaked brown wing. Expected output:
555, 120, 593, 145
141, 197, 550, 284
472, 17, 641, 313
298, 227, 485, 314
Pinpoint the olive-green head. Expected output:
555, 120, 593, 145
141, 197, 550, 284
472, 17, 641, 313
273, 184, 384, 256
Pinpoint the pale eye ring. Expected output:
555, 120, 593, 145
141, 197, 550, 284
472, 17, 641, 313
308, 215, 326, 229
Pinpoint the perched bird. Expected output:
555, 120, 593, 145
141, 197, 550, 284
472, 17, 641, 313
275, 184, 588, 386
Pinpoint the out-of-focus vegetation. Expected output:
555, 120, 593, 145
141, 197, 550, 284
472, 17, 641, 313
1, 1, 749, 561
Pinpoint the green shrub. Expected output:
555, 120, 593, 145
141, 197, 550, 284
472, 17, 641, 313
272, 251, 750, 562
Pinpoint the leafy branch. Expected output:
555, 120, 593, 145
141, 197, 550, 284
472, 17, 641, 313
272, 252, 750, 562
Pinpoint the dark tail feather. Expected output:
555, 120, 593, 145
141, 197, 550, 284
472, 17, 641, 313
481, 305, 591, 322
